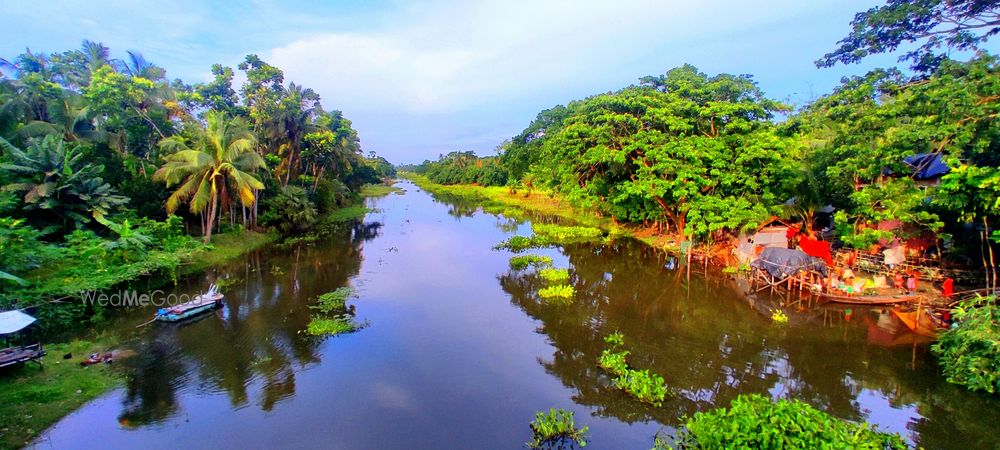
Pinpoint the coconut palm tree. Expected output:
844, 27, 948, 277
121, 51, 166, 81
154, 111, 264, 242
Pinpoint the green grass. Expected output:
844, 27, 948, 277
359, 183, 404, 197
0, 230, 277, 449
183, 230, 277, 274
324, 205, 371, 223
0, 336, 122, 449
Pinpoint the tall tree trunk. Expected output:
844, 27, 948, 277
204, 189, 218, 243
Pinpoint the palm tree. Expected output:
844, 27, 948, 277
121, 51, 166, 81
270, 83, 320, 186
154, 111, 264, 242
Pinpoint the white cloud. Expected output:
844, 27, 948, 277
268, 0, 826, 114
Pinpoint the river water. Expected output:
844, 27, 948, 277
31, 180, 999, 449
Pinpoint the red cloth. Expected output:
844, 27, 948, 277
943, 278, 954, 298
786, 227, 799, 239
798, 235, 833, 265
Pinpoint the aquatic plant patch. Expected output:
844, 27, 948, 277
538, 284, 575, 302
509, 254, 553, 270
612, 369, 669, 406
527, 408, 589, 449
311, 287, 356, 314
671, 394, 906, 449
597, 333, 670, 406
538, 268, 570, 284
531, 223, 604, 245
305, 315, 358, 336
493, 235, 551, 252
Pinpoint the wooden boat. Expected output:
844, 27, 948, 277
155, 285, 224, 323
818, 291, 923, 306
892, 307, 945, 337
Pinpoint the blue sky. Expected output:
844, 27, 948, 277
1, 0, 988, 163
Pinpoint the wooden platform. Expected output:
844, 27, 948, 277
0, 344, 46, 368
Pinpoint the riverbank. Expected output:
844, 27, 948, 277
0, 200, 384, 449
402, 173, 682, 253
0, 335, 121, 449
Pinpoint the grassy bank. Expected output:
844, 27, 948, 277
0, 229, 277, 449
179, 229, 277, 275
402, 173, 681, 252
359, 182, 404, 198
0, 336, 121, 449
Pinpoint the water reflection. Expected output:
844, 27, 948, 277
499, 239, 1000, 448
113, 220, 380, 427
35, 182, 1000, 450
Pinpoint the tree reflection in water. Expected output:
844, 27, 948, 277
499, 238, 1000, 447
115, 220, 381, 427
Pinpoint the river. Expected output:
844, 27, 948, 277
31, 180, 1000, 449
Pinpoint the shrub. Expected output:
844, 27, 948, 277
527, 408, 588, 449
538, 268, 570, 284
672, 394, 906, 449
509, 254, 553, 270
932, 296, 1000, 393
260, 186, 318, 233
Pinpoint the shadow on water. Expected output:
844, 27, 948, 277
112, 219, 381, 428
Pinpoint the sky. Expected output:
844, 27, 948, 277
0, 0, 976, 164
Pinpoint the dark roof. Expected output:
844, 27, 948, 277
904, 153, 950, 180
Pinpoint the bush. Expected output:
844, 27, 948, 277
313, 178, 352, 213
672, 394, 906, 449
932, 296, 1000, 393
527, 408, 588, 449
260, 186, 318, 233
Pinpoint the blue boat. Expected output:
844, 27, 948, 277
155, 285, 224, 323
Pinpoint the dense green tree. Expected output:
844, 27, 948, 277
818, 0, 1000, 72
154, 111, 264, 242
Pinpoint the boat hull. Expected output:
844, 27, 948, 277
155, 296, 223, 323
891, 309, 942, 337
819, 293, 922, 306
